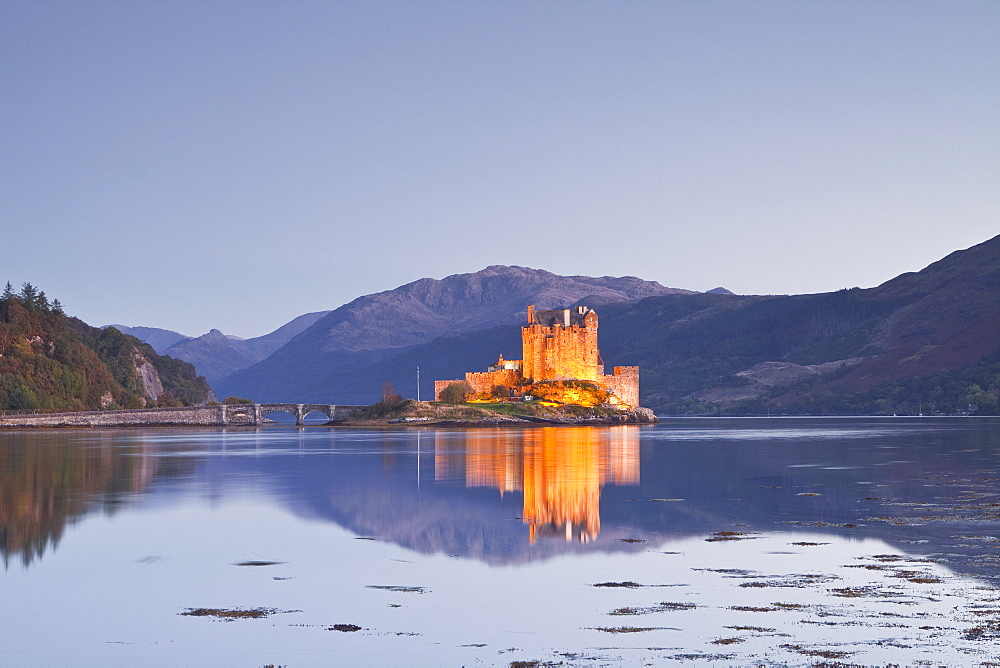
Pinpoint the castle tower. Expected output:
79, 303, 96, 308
521, 305, 602, 383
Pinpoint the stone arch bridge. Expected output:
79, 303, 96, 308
223, 403, 356, 426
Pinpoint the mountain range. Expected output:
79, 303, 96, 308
595, 233, 1000, 414
118, 236, 1000, 415
214, 265, 687, 400
109, 310, 330, 383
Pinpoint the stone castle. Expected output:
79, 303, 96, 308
434, 305, 639, 408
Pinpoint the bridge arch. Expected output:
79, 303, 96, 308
257, 405, 300, 423
221, 403, 340, 426
222, 404, 256, 425
301, 408, 335, 424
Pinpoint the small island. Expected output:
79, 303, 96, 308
332, 397, 657, 426
337, 305, 657, 426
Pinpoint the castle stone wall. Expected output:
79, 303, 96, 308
434, 380, 462, 401
466, 368, 522, 396
435, 367, 522, 400
602, 366, 639, 408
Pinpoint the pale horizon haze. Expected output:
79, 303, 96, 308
3, 1, 997, 338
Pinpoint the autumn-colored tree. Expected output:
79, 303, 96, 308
380, 381, 405, 408
439, 381, 473, 404
490, 384, 511, 400
0, 283, 212, 412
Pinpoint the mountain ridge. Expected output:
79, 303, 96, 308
215, 265, 692, 399
209, 236, 999, 414
118, 310, 333, 384
105, 325, 192, 353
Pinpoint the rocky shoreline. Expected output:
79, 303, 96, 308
330, 404, 658, 427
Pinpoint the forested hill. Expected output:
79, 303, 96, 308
0, 283, 213, 411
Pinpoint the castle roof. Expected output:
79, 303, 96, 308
527, 305, 595, 327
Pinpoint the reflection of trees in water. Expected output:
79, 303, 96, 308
0, 434, 165, 567
437, 426, 640, 542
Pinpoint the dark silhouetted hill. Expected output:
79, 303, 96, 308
599, 234, 1000, 414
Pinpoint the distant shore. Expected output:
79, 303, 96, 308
0, 401, 658, 429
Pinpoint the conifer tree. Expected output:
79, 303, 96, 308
0, 281, 12, 320
19, 282, 37, 309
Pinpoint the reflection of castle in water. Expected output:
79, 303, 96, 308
435, 427, 639, 542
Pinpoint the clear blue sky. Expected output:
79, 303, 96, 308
3, 0, 997, 338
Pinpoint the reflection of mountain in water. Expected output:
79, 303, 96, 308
260, 420, 1000, 578
257, 426, 644, 565
4, 420, 999, 580
437, 427, 639, 542
0, 431, 188, 567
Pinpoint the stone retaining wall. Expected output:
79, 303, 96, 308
0, 404, 363, 428
0, 406, 226, 427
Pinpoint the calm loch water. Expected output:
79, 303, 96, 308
2, 418, 1000, 666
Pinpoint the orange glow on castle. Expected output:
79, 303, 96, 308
434, 305, 639, 408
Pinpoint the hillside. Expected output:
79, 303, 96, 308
611, 235, 1000, 414
215, 266, 689, 401
235, 236, 1000, 414
0, 284, 213, 411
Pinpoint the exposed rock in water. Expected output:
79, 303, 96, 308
628, 407, 658, 423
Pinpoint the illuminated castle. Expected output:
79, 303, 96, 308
433, 305, 639, 408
